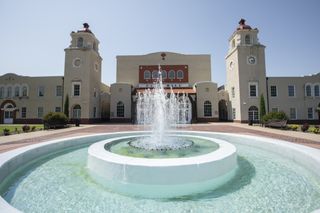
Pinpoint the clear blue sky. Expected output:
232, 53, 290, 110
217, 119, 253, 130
1, 0, 319, 86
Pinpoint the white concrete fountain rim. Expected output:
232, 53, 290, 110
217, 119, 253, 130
1, 131, 320, 212
88, 134, 236, 166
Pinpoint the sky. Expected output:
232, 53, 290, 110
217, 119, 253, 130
1, 0, 320, 87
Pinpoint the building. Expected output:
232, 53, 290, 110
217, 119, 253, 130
0, 20, 319, 124
0, 24, 110, 124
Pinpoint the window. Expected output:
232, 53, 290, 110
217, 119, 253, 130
177, 70, 184, 79
231, 87, 235, 98
152, 70, 158, 79
232, 108, 236, 119
248, 106, 259, 121
168, 70, 175, 80
21, 107, 27, 118
22, 86, 28, 96
93, 107, 97, 118
56, 86, 63, 96
37, 107, 44, 118
249, 82, 258, 97
55, 107, 61, 112
204, 101, 212, 117
144, 70, 151, 79
271, 108, 279, 113
307, 107, 313, 119
73, 84, 80, 96
77, 37, 84, 48
38, 86, 44, 97
245, 35, 251, 45
270, 86, 277, 97
288, 85, 295, 97
314, 85, 320, 97
14, 86, 20, 97
117, 101, 125, 117
289, 108, 297, 120
161, 70, 167, 79
0, 87, 4, 98
72, 105, 81, 118
305, 84, 312, 97
93, 88, 97, 97
7, 87, 12, 98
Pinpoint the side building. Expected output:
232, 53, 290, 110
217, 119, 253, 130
223, 19, 320, 123
0, 24, 110, 124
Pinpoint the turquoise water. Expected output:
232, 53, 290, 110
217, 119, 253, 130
1, 134, 320, 212
107, 136, 219, 158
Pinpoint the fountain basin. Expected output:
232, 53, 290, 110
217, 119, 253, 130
87, 134, 237, 198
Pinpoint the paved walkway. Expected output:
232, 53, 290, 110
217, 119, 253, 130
0, 123, 319, 153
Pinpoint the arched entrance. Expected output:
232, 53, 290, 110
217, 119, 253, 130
248, 105, 259, 122
218, 100, 228, 121
0, 100, 17, 124
72, 104, 81, 119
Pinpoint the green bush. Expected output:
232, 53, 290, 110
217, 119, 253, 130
22, 125, 30, 132
308, 126, 320, 134
262, 111, 288, 123
287, 124, 299, 131
43, 112, 68, 129
3, 128, 10, 136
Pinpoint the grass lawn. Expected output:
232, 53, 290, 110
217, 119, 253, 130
0, 124, 44, 134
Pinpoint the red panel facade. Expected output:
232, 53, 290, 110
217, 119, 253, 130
139, 65, 188, 83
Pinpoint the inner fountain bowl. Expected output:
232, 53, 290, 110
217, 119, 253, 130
87, 134, 238, 198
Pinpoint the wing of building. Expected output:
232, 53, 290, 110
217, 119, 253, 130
0, 20, 319, 124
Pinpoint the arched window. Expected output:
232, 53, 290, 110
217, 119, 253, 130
161, 70, 167, 79
306, 84, 312, 96
0, 87, 4, 98
7, 87, 12, 98
22, 86, 28, 97
204, 100, 212, 117
232, 39, 235, 48
117, 101, 125, 117
14, 86, 20, 97
168, 70, 175, 80
152, 70, 158, 79
72, 104, 81, 118
248, 106, 259, 121
144, 70, 151, 79
245, 34, 251, 45
77, 37, 84, 48
314, 85, 320, 97
177, 70, 184, 79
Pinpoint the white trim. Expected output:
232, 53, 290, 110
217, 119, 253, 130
305, 83, 312, 97
72, 82, 81, 97
288, 85, 296, 97
307, 107, 314, 120
270, 85, 278, 97
289, 107, 297, 120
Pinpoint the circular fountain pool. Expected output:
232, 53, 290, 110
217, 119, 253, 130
0, 131, 320, 212
87, 134, 237, 198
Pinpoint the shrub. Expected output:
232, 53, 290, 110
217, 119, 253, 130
287, 124, 299, 131
308, 126, 320, 134
22, 125, 30, 132
262, 111, 288, 123
3, 128, 10, 136
301, 123, 309, 132
31, 126, 36, 131
43, 112, 68, 129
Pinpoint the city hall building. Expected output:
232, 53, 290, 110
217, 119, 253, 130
0, 20, 319, 124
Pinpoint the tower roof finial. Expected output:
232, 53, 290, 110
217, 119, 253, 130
237, 18, 252, 30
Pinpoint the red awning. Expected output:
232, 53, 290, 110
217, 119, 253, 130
135, 88, 196, 94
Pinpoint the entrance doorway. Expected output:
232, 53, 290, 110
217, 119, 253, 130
3, 103, 15, 124
219, 100, 228, 121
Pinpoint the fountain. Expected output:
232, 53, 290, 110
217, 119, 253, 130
87, 66, 238, 198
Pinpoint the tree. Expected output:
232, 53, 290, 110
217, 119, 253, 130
317, 103, 320, 124
259, 94, 266, 123
64, 94, 69, 118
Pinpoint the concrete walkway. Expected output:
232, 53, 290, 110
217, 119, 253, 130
0, 123, 319, 153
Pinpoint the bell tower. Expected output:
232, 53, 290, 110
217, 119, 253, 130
64, 23, 102, 122
225, 19, 267, 122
